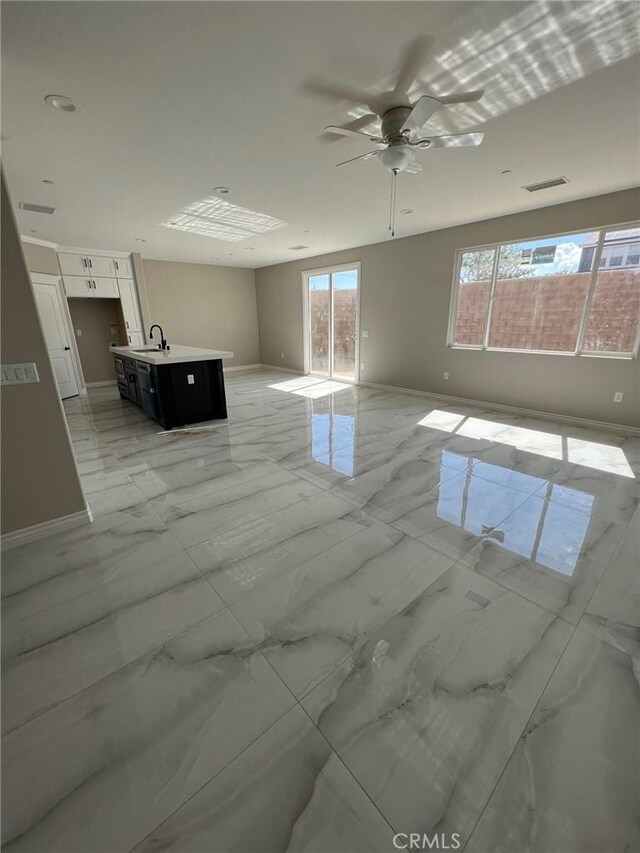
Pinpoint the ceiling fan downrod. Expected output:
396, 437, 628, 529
389, 168, 398, 237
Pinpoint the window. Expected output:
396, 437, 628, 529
449, 223, 640, 357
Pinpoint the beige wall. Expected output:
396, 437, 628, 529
256, 188, 640, 428
68, 299, 121, 383
1, 176, 86, 535
141, 259, 260, 366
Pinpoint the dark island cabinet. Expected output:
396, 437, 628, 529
114, 355, 227, 429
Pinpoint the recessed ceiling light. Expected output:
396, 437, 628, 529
42, 179, 54, 185
134, 238, 146, 243
303, 230, 311, 234
213, 186, 231, 195
501, 169, 513, 175
245, 247, 255, 251
44, 94, 77, 112
400, 209, 414, 215
30, 229, 38, 233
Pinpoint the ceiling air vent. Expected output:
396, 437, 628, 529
19, 201, 56, 214
288, 245, 309, 251
522, 176, 569, 193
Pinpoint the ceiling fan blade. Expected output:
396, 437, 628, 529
417, 132, 485, 148
335, 151, 381, 167
324, 125, 384, 143
321, 114, 379, 142
304, 79, 380, 112
393, 35, 434, 96
437, 90, 485, 105
400, 95, 441, 135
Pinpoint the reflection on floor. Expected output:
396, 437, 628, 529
2, 371, 639, 853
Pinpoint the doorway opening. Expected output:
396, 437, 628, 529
303, 263, 360, 382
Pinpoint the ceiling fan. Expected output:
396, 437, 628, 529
314, 36, 485, 174
307, 36, 485, 232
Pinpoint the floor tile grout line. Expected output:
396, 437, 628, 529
1, 582, 231, 741
460, 615, 581, 852
123, 698, 298, 853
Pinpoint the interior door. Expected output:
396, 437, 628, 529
33, 281, 79, 399
306, 265, 359, 382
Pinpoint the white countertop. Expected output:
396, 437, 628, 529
110, 344, 234, 366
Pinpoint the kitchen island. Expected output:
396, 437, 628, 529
110, 344, 234, 430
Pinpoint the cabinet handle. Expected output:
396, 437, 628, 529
87, 279, 92, 291
89, 259, 93, 269
126, 321, 129, 329
82, 258, 87, 268
115, 261, 119, 271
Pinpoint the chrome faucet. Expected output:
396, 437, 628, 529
149, 324, 168, 350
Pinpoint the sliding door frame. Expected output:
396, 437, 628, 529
302, 261, 361, 384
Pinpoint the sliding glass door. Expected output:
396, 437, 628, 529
304, 264, 360, 382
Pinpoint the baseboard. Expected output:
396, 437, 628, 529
1, 508, 92, 551
259, 363, 305, 375
86, 380, 117, 388
224, 363, 264, 373
358, 379, 640, 437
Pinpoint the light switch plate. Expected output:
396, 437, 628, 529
1, 362, 40, 385
613, 391, 624, 403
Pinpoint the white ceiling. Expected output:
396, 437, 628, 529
3, 0, 639, 269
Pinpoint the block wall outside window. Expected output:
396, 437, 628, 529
449, 224, 640, 357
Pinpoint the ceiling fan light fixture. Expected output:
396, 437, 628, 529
380, 145, 414, 173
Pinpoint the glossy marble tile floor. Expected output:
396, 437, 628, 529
2, 370, 639, 853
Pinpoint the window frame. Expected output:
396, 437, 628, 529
447, 220, 640, 359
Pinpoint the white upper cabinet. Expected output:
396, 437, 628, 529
63, 276, 94, 297
113, 257, 133, 279
85, 255, 116, 276
58, 253, 90, 276
58, 253, 116, 277
92, 277, 119, 298
63, 276, 119, 298
118, 278, 143, 331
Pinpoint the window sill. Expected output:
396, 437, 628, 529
448, 345, 637, 359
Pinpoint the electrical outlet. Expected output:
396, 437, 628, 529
280, 352, 285, 359
76, 329, 82, 336
613, 391, 624, 403
443, 372, 450, 381
360, 363, 365, 371
187, 374, 195, 385
361, 330, 369, 338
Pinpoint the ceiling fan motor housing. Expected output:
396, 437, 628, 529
381, 106, 412, 140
